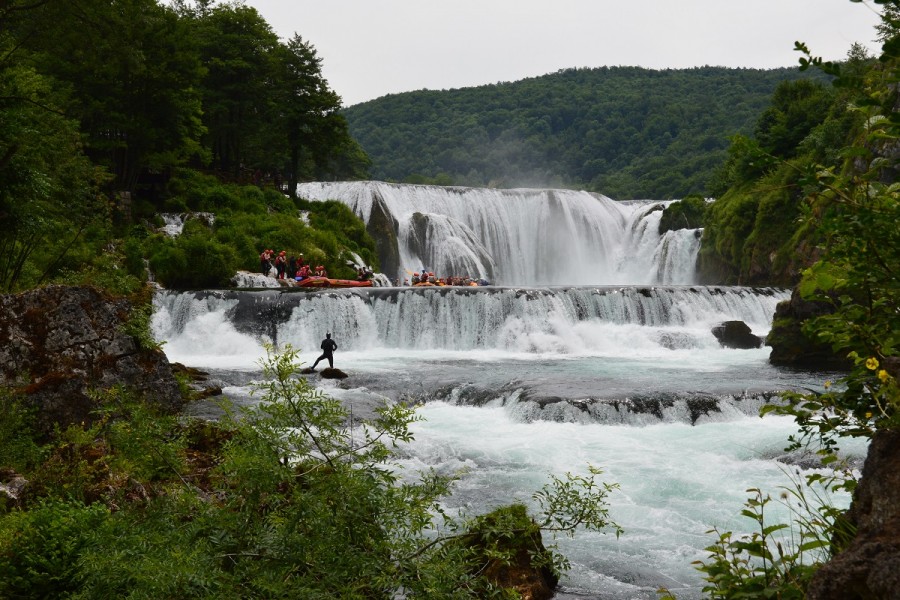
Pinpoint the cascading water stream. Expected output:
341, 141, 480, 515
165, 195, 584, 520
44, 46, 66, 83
296, 181, 698, 286
153, 286, 785, 356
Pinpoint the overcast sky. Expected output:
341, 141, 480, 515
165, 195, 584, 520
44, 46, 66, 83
242, 0, 882, 107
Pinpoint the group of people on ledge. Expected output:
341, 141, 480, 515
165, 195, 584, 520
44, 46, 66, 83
259, 249, 327, 281
403, 268, 489, 287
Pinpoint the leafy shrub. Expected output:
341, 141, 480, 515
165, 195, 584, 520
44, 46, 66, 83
93, 393, 187, 482
0, 500, 109, 598
56, 248, 144, 296
147, 228, 238, 289
695, 474, 854, 600
121, 301, 163, 352
0, 390, 43, 475
122, 234, 147, 279
0, 347, 621, 597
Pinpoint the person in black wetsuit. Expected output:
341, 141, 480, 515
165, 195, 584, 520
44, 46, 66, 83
312, 333, 338, 369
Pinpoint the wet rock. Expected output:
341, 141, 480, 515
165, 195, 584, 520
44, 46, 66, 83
807, 428, 900, 599
320, 367, 348, 379
767, 287, 849, 369
171, 362, 209, 381
172, 362, 220, 400
0, 285, 183, 436
711, 320, 763, 349
193, 385, 223, 400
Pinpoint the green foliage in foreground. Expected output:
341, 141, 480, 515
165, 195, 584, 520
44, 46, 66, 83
692, 3, 900, 597
0, 347, 621, 598
760, 9, 900, 455
692, 479, 853, 600
0, 392, 43, 474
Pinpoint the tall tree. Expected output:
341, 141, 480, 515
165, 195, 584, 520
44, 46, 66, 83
272, 34, 368, 195
754, 79, 834, 158
0, 45, 106, 291
8, 0, 205, 194
193, 3, 280, 176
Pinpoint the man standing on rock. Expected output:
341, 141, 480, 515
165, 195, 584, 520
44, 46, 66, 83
312, 333, 338, 370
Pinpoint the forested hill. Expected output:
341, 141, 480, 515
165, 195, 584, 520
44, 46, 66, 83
343, 66, 825, 199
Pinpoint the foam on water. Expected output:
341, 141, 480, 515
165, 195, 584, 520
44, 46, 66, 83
153, 286, 787, 363
149, 195, 847, 599
394, 402, 862, 599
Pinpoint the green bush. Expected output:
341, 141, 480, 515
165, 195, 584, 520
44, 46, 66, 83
56, 248, 144, 296
0, 347, 622, 598
144, 170, 377, 283
695, 476, 854, 600
0, 500, 109, 598
0, 391, 43, 475
148, 228, 238, 289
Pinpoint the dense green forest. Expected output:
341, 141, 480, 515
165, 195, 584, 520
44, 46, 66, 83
696, 44, 872, 285
0, 0, 373, 293
344, 66, 827, 199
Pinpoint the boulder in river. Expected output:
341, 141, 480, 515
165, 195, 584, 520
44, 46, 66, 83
711, 320, 763, 349
320, 367, 348, 379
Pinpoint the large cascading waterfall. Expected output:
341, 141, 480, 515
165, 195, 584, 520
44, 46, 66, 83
152, 181, 841, 600
296, 181, 700, 286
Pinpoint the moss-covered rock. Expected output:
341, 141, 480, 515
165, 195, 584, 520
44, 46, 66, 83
766, 287, 850, 370
366, 190, 401, 279
0, 286, 183, 436
698, 162, 813, 286
460, 504, 558, 600
659, 195, 707, 234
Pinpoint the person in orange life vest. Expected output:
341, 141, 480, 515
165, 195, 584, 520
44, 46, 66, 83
275, 251, 287, 279
312, 333, 338, 369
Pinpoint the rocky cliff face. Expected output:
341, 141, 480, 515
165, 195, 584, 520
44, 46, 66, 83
807, 428, 900, 599
0, 285, 182, 435
766, 287, 849, 369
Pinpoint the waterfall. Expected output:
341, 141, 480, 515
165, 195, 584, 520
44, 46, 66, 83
296, 182, 699, 286
152, 183, 830, 600
159, 212, 216, 237
154, 286, 786, 356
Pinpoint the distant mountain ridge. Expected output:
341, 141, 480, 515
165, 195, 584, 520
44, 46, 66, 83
343, 66, 825, 199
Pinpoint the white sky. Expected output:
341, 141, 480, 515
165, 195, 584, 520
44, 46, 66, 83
242, 0, 883, 107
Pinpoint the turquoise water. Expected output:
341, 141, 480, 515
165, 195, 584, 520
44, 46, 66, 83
153, 287, 861, 599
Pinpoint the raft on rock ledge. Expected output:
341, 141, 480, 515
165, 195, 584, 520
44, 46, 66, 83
293, 276, 372, 289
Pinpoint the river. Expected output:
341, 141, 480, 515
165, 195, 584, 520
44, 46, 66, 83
153, 182, 860, 599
